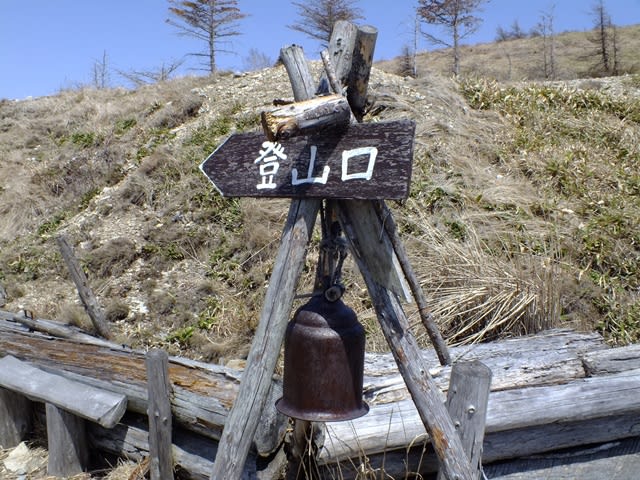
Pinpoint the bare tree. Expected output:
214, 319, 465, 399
92, 51, 110, 89
167, 0, 247, 75
496, 19, 527, 42
588, 0, 620, 75
118, 59, 185, 86
611, 23, 620, 75
398, 44, 417, 78
417, 0, 488, 77
242, 49, 273, 71
537, 5, 556, 79
288, 0, 364, 49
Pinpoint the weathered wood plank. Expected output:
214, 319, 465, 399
1, 311, 114, 347
362, 329, 606, 404
487, 368, 640, 431
322, 329, 609, 462
484, 430, 640, 480
0, 388, 32, 448
437, 361, 492, 480
482, 412, 640, 463
322, 413, 640, 479
0, 355, 126, 428
320, 369, 640, 463
46, 402, 89, 476
200, 120, 415, 200
146, 349, 174, 480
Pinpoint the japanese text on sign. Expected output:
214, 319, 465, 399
254, 141, 378, 191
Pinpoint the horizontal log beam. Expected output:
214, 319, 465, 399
582, 343, 640, 376
321, 412, 640, 479
362, 329, 606, 404
321, 369, 640, 463
261, 93, 351, 141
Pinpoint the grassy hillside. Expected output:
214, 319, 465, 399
380, 24, 640, 80
1, 31, 639, 369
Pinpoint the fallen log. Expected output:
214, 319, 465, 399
362, 329, 606, 404
86, 368, 640, 480
322, 330, 608, 462
321, 412, 640, 479
582, 343, 640, 375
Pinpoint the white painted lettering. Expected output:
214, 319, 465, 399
341, 146, 378, 181
291, 145, 330, 185
255, 141, 287, 190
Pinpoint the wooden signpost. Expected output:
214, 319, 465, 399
206, 20, 483, 480
200, 120, 415, 200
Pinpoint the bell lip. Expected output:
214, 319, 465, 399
275, 398, 369, 422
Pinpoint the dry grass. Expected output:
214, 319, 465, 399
404, 216, 558, 346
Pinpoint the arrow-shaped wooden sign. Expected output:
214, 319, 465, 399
200, 119, 415, 200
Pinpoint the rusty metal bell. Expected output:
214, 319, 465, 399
276, 291, 368, 422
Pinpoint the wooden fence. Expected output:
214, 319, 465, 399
1, 311, 639, 479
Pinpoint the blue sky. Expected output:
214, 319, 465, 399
1, 0, 639, 99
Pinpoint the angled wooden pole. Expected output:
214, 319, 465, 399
56, 234, 111, 339
209, 46, 320, 480
373, 200, 451, 366
325, 21, 464, 476
337, 200, 476, 480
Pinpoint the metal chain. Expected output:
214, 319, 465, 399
315, 201, 348, 301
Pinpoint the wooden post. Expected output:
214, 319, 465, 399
320, 21, 358, 95
146, 349, 174, 480
46, 403, 89, 476
437, 361, 492, 480
337, 200, 476, 480
56, 234, 111, 339
348, 24, 378, 120
285, 420, 324, 480
0, 388, 31, 448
